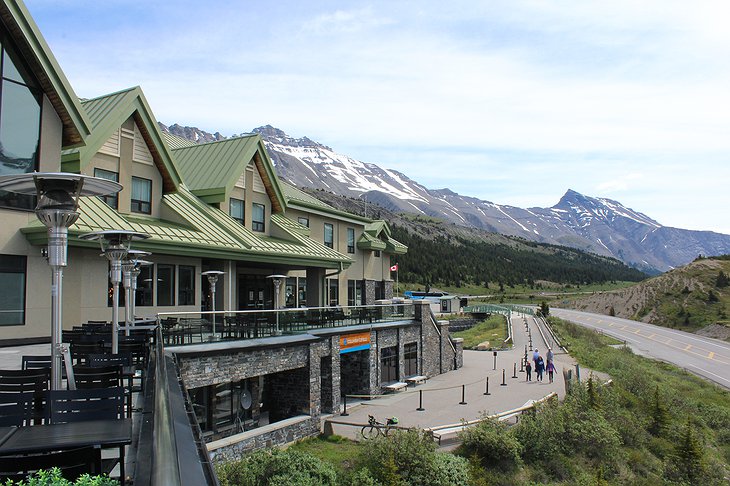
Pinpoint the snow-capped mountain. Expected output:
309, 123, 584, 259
160, 123, 730, 273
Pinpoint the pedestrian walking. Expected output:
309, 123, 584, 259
525, 360, 532, 381
546, 360, 556, 383
547, 348, 554, 364
536, 355, 545, 381
533, 348, 540, 370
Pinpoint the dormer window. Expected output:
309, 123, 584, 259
252, 203, 265, 232
298, 217, 309, 228
94, 169, 119, 209
230, 198, 244, 225
131, 176, 151, 214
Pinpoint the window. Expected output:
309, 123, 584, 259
380, 346, 398, 383
131, 177, 152, 214
328, 278, 339, 306
229, 198, 244, 224
178, 265, 195, 305
347, 280, 363, 306
94, 169, 119, 209
298, 279, 307, 306
0, 36, 42, 210
285, 277, 297, 308
374, 281, 384, 300
324, 223, 334, 249
298, 217, 309, 228
347, 228, 355, 254
157, 264, 175, 306
374, 250, 381, 257
0, 255, 26, 325
136, 265, 153, 307
404, 343, 418, 376
252, 203, 265, 232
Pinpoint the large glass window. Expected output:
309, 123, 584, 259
0, 37, 42, 210
131, 177, 152, 214
94, 169, 119, 209
157, 264, 175, 306
298, 279, 307, 306
229, 198, 244, 225
324, 223, 334, 249
285, 277, 297, 308
380, 346, 398, 383
347, 228, 355, 254
252, 203, 265, 232
327, 278, 339, 306
404, 343, 418, 377
136, 265, 153, 307
0, 255, 26, 326
347, 280, 363, 306
178, 265, 195, 306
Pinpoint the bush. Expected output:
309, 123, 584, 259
1, 468, 119, 486
359, 429, 468, 486
459, 418, 522, 471
216, 449, 337, 486
512, 401, 565, 462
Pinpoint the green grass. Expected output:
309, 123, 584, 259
287, 435, 364, 476
451, 315, 508, 349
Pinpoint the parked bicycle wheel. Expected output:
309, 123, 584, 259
361, 425, 380, 439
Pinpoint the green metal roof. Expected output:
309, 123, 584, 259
281, 182, 371, 224
21, 186, 351, 268
170, 135, 287, 212
61, 86, 183, 192
1, 0, 91, 147
357, 232, 386, 251
162, 132, 196, 150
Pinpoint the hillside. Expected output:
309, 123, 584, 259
159, 122, 730, 274
302, 188, 647, 287
565, 256, 730, 339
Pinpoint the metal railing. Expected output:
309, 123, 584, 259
156, 303, 415, 346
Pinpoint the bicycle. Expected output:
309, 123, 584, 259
361, 414, 399, 439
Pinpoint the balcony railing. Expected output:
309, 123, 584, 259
156, 303, 415, 346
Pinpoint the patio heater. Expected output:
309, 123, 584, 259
267, 274, 287, 335
80, 230, 150, 353
201, 270, 224, 338
0, 172, 122, 390
121, 249, 151, 334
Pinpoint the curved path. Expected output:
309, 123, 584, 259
552, 308, 730, 390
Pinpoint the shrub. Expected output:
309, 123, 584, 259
215, 449, 337, 486
0, 468, 119, 486
459, 417, 522, 471
512, 401, 565, 462
359, 429, 468, 486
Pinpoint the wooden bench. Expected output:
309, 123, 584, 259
406, 375, 427, 386
384, 382, 408, 393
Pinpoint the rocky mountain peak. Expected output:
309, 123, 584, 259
253, 125, 330, 151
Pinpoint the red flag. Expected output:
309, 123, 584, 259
390, 263, 398, 272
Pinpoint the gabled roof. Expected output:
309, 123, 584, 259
170, 135, 286, 212
1, 0, 91, 147
61, 86, 183, 193
361, 221, 408, 255
281, 182, 371, 224
162, 132, 196, 150
20, 186, 352, 268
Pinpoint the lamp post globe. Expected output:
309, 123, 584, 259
0, 173, 122, 390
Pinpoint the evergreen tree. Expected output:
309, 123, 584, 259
715, 270, 729, 288
675, 416, 705, 483
648, 386, 668, 436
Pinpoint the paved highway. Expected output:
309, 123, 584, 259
552, 308, 730, 390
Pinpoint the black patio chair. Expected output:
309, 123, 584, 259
21, 355, 52, 370
0, 392, 35, 426
46, 386, 125, 424
0, 446, 102, 482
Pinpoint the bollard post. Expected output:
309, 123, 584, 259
484, 376, 490, 395
512, 362, 518, 378
341, 395, 349, 416
519, 358, 524, 372
459, 384, 467, 405
501, 369, 507, 386
493, 351, 497, 370
575, 364, 581, 382
417, 390, 425, 411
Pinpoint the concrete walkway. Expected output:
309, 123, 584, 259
326, 313, 587, 442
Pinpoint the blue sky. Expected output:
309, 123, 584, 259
27, 1, 730, 234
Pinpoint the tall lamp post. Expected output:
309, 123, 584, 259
80, 230, 149, 353
267, 274, 287, 335
202, 270, 224, 339
121, 250, 150, 334
0, 173, 121, 390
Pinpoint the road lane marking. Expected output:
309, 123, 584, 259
684, 344, 692, 351
709, 352, 714, 359
688, 364, 730, 387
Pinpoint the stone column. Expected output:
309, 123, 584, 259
306, 268, 325, 307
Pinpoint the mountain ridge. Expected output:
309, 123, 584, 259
159, 122, 730, 274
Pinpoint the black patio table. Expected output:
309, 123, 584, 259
0, 418, 132, 483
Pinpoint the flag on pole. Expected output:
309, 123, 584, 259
390, 263, 398, 272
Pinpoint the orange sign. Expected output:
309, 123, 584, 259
339, 332, 371, 354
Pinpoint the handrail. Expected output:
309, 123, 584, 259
429, 308, 457, 356
533, 316, 551, 351
503, 313, 513, 346
157, 302, 414, 318
541, 317, 568, 353
152, 325, 182, 486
